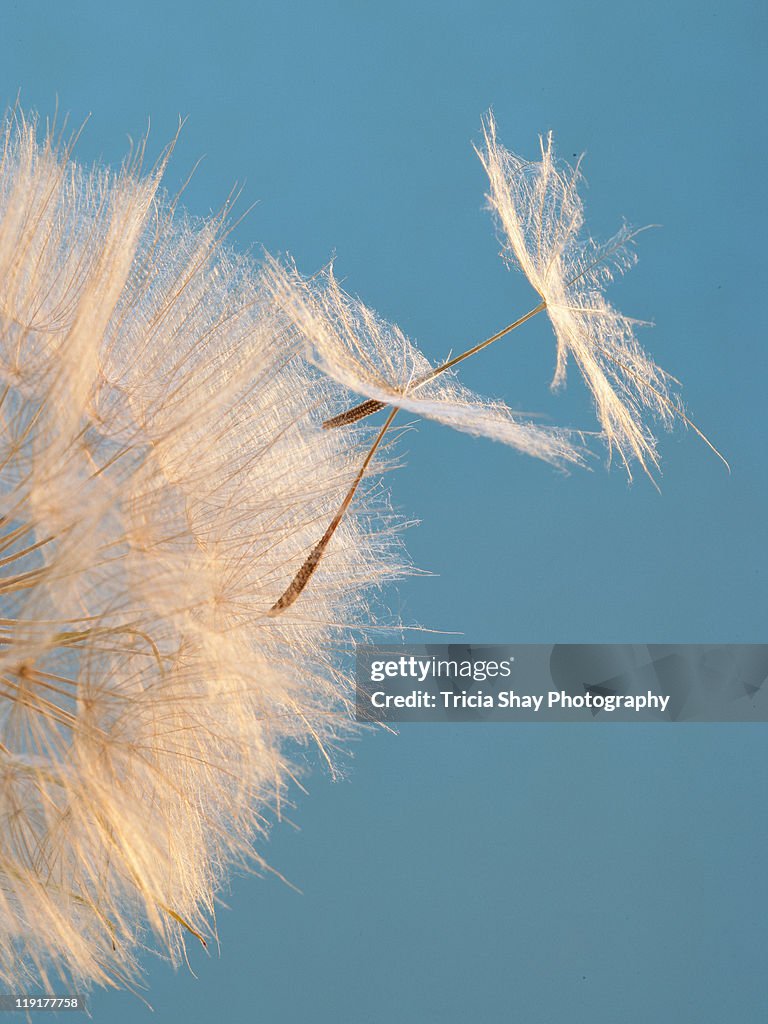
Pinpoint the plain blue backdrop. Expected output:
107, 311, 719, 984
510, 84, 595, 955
1, 2, 766, 1022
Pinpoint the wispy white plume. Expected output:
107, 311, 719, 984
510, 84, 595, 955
262, 256, 586, 470
477, 113, 725, 481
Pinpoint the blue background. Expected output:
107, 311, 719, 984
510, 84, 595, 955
2, 2, 766, 1021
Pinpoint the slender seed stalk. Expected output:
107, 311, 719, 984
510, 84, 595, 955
323, 301, 546, 429
269, 408, 399, 614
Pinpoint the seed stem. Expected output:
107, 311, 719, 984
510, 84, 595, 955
268, 408, 399, 615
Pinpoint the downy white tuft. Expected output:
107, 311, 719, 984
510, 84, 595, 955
477, 113, 726, 481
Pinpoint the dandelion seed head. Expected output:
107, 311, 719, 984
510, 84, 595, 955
0, 110, 403, 990
0, 102, 719, 995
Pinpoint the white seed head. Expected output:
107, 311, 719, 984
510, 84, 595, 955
0, 105, 717, 994
0, 111, 406, 990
